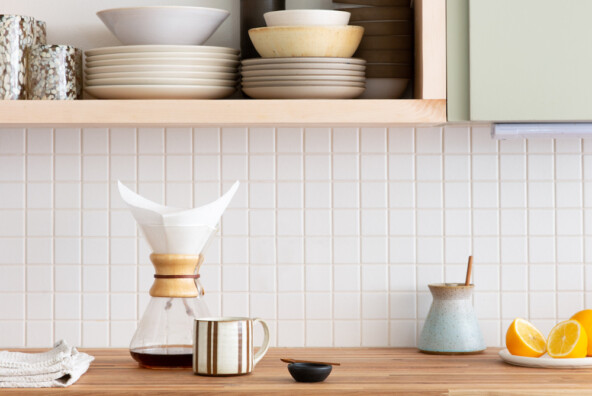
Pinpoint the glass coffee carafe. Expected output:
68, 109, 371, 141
129, 251, 211, 368
118, 181, 239, 369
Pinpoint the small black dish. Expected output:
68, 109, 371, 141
287, 362, 332, 383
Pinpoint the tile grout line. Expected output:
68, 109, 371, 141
246, 127, 251, 332
496, 134, 503, 345
385, 128, 392, 346
496, 132, 502, 345
553, 139, 558, 322
357, 127, 362, 346
218, 127, 223, 317
23, 128, 28, 346
50, 128, 57, 345
582, 140, 587, 308
413, 127, 419, 342
106, 128, 112, 347
273, 127, 279, 346
439, 127, 445, 285
525, 139, 531, 328
330, 127, 335, 347
134, 127, 140, 330
301, 127, 307, 347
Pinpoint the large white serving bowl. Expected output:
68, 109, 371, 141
97, 6, 230, 45
264, 9, 350, 27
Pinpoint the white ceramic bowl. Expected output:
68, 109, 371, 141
264, 9, 350, 27
97, 6, 230, 45
249, 26, 364, 58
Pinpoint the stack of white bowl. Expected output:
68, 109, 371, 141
84, 6, 239, 99
242, 10, 366, 99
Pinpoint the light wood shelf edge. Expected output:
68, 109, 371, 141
0, 99, 446, 127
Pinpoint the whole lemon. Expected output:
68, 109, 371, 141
571, 309, 592, 356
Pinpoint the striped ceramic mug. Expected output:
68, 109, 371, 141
193, 317, 270, 376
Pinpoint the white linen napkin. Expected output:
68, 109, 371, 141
0, 340, 94, 388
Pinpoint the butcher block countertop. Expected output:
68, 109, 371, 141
5, 348, 592, 395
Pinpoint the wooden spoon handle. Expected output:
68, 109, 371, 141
281, 358, 341, 366
465, 255, 473, 286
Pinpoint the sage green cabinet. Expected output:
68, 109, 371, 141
448, 0, 592, 122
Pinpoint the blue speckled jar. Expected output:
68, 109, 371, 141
418, 283, 486, 354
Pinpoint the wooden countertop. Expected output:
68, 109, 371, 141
5, 348, 592, 395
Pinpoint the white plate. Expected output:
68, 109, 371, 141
86, 52, 239, 62
241, 63, 366, 72
86, 58, 239, 68
358, 77, 409, 99
241, 68, 364, 77
87, 77, 237, 87
85, 45, 239, 57
241, 57, 366, 66
242, 81, 364, 88
499, 349, 592, 368
86, 70, 237, 80
242, 75, 365, 83
85, 64, 237, 75
242, 85, 364, 99
85, 85, 235, 99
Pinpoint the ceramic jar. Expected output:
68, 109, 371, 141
418, 283, 486, 354
0, 15, 37, 99
26, 44, 82, 100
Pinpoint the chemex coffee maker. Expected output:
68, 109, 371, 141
118, 181, 239, 369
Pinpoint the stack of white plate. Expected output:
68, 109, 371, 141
84, 45, 240, 99
241, 57, 366, 99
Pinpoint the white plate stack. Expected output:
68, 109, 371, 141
241, 57, 366, 99
84, 45, 240, 99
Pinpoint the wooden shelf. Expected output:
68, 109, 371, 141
0, 99, 446, 127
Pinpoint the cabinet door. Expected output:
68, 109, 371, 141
447, 0, 469, 122
469, 0, 592, 121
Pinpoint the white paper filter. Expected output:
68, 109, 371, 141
118, 181, 239, 254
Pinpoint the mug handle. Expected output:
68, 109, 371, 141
253, 318, 270, 367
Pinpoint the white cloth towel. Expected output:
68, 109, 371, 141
0, 340, 94, 388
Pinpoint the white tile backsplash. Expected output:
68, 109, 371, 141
1, 126, 592, 349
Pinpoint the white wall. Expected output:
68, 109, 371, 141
0, 0, 335, 50
0, 125, 590, 348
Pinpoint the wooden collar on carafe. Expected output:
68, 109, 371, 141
149, 254, 204, 298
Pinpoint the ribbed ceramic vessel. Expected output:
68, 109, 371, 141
418, 283, 486, 354
26, 44, 82, 100
0, 14, 36, 99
